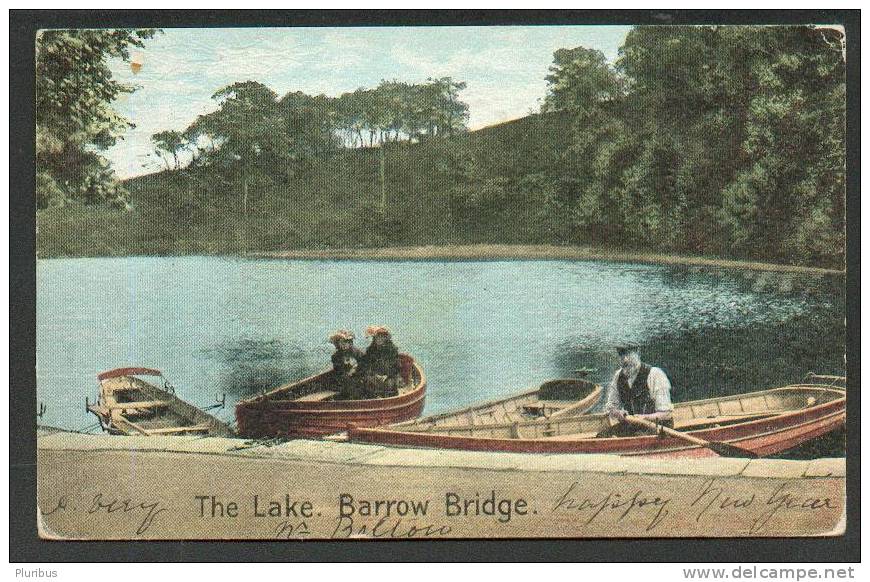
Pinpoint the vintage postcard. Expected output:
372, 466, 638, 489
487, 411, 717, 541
31, 18, 850, 542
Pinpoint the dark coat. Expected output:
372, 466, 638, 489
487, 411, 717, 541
331, 347, 364, 378
362, 340, 401, 378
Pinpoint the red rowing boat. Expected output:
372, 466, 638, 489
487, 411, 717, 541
348, 376, 845, 458
235, 354, 426, 439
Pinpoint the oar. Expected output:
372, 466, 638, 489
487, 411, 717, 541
549, 396, 597, 419
625, 415, 758, 458
547, 374, 601, 419
543, 368, 600, 419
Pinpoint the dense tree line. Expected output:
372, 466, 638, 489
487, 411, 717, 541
150, 77, 469, 171
146, 77, 469, 219
36, 29, 156, 209
541, 26, 846, 266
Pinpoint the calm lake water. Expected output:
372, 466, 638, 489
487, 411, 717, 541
36, 257, 846, 456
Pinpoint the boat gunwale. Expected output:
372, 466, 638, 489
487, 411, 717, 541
237, 369, 334, 405
389, 387, 541, 427
349, 401, 845, 456
391, 378, 602, 429
250, 386, 428, 417
348, 383, 845, 455
616, 406, 846, 457
236, 357, 427, 412
392, 384, 603, 432
372, 384, 845, 435
97, 366, 164, 381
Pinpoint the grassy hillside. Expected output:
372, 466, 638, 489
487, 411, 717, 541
37, 112, 575, 258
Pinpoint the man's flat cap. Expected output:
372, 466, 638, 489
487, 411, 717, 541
616, 344, 640, 356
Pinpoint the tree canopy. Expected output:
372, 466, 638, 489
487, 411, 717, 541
36, 28, 157, 209
548, 25, 845, 266
175, 76, 471, 169
159, 77, 470, 216
542, 47, 624, 112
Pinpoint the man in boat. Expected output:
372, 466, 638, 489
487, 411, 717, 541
598, 345, 674, 437
329, 330, 366, 400
360, 325, 402, 397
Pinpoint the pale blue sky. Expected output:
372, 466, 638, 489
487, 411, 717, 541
107, 26, 631, 178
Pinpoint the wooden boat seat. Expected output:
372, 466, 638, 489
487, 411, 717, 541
522, 400, 575, 415
294, 390, 338, 402
537, 411, 783, 441
122, 409, 156, 418
674, 411, 780, 431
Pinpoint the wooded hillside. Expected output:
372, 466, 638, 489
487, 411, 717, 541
37, 25, 846, 268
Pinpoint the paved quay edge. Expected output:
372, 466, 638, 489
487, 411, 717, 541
37, 429, 845, 479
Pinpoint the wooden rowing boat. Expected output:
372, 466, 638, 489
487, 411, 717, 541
87, 367, 235, 437
388, 378, 602, 433
235, 353, 426, 439
348, 375, 846, 458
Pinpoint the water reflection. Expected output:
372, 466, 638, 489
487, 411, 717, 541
198, 337, 318, 398
555, 307, 844, 396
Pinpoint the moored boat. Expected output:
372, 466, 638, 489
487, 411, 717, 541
388, 377, 602, 433
87, 367, 235, 437
235, 353, 426, 439
348, 376, 846, 458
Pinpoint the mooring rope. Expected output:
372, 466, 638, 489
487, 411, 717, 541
73, 422, 103, 434
227, 436, 288, 451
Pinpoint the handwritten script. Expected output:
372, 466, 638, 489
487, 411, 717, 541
690, 478, 837, 534
552, 481, 671, 531
42, 492, 167, 535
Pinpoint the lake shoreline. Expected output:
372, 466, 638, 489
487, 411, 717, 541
36, 243, 844, 276
251, 244, 843, 276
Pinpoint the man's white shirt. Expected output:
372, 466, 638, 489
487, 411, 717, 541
604, 366, 674, 413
